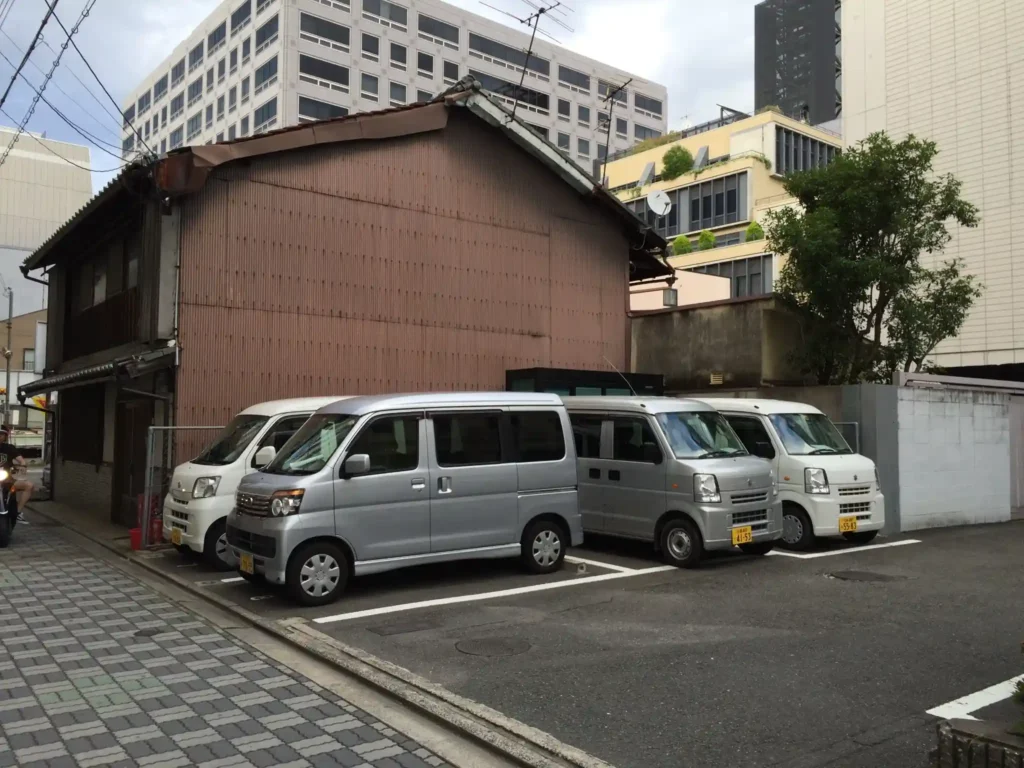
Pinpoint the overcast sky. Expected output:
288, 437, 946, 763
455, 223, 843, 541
0, 0, 756, 193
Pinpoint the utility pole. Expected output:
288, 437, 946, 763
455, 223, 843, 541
4, 289, 11, 427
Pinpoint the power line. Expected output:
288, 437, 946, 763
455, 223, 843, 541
0, 0, 58, 113
38, 34, 121, 128
0, 106, 124, 172
0, 0, 16, 31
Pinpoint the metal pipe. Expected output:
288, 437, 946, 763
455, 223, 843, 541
120, 387, 171, 402
21, 272, 48, 288
141, 426, 156, 548
5, 289, 11, 426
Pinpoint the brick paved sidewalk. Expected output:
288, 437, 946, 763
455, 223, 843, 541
0, 523, 452, 768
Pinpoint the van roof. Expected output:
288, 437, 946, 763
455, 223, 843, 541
561, 396, 715, 415
317, 392, 564, 416
240, 396, 351, 417
691, 398, 825, 416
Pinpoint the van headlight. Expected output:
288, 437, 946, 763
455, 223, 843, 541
0, 469, 8, 482
192, 477, 220, 498
270, 489, 304, 516
874, 467, 881, 492
693, 473, 721, 503
805, 468, 829, 495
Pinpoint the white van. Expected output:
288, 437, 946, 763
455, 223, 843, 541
163, 397, 345, 569
694, 399, 885, 550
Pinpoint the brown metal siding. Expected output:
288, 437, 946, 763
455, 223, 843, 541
175, 111, 630, 450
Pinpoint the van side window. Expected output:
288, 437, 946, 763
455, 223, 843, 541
348, 415, 420, 474
611, 417, 661, 463
510, 411, 565, 462
252, 414, 309, 467
727, 415, 776, 460
433, 413, 502, 466
569, 414, 602, 458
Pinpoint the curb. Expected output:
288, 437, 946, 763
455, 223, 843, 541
25, 504, 615, 768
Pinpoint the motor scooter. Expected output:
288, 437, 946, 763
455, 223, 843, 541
0, 466, 19, 548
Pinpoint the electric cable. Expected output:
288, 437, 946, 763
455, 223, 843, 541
0, 105, 124, 172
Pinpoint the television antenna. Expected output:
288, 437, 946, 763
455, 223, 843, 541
479, 1, 574, 123
599, 77, 632, 185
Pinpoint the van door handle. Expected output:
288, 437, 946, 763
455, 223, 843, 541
411, 478, 426, 490
608, 470, 621, 482
589, 468, 601, 479
438, 477, 452, 494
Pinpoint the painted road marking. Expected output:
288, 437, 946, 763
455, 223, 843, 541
926, 674, 1024, 721
314, 565, 677, 625
564, 555, 635, 573
220, 576, 245, 583
767, 539, 921, 559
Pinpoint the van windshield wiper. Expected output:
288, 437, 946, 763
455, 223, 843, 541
808, 448, 839, 455
698, 449, 743, 459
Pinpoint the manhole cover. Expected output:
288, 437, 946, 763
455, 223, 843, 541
827, 570, 907, 583
134, 627, 161, 637
455, 638, 531, 658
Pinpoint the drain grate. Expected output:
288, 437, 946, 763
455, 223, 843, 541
455, 638, 531, 658
827, 570, 907, 583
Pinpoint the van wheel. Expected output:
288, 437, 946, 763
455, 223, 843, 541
203, 519, 236, 571
843, 530, 879, 545
781, 505, 814, 551
739, 541, 774, 556
287, 542, 348, 606
521, 519, 566, 574
660, 517, 702, 568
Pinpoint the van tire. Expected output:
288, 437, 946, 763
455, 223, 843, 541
660, 517, 702, 568
238, 571, 264, 585
286, 541, 349, 606
739, 541, 774, 556
203, 519, 236, 571
781, 505, 814, 551
843, 530, 879, 545
521, 519, 567, 574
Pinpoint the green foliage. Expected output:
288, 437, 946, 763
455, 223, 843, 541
697, 230, 716, 251
661, 146, 694, 181
766, 132, 982, 384
757, 104, 782, 114
629, 131, 682, 156
672, 235, 692, 255
745, 221, 765, 242
625, 186, 641, 199
691, 152, 771, 179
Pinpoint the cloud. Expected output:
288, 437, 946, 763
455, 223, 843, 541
0, 0, 757, 195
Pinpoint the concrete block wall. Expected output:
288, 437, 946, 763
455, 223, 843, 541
55, 460, 112, 522
896, 387, 1011, 530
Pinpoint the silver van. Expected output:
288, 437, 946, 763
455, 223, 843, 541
562, 397, 782, 567
227, 393, 581, 605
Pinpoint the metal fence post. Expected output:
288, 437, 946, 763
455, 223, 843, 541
141, 426, 155, 547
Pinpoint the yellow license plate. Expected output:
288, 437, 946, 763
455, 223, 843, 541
839, 516, 858, 533
239, 553, 254, 575
170, 528, 182, 546
731, 526, 753, 545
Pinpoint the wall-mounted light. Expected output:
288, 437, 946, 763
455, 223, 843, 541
662, 288, 678, 307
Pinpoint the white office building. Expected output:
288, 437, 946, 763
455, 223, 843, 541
121, 0, 668, 172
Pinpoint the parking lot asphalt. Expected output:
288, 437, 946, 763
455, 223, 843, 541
140, 523, 1024, 768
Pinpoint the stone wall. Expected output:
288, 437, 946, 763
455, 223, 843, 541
54, 460, 112, 522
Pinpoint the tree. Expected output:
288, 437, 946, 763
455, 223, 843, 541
745, 221, 764, 242
766, 132, 981, 384
672, 235, 692, 255
661, 146, 694, 181
698, 230, 716, 251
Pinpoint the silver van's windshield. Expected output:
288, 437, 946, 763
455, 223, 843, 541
192, 414, 268, 465
263, 414, 359, 475
769, 413, 852, 455
655, 411, 748, 459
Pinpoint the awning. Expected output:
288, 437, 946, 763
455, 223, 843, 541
18, 345, 177, 401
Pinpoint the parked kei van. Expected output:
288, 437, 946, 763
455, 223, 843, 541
163, 397, 346, 569
562, 397, 782, 567
227, 393, 581, 605
694, 399, 885, 550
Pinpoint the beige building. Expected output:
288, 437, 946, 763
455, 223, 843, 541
604, 108, 841, 310
843, 0, 1024, 372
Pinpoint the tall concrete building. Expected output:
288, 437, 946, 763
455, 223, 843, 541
843, 0, 1024, 376
755, 0, 842, 125
121, 0, 668, 167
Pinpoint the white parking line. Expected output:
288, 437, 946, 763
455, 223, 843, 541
767, 539, 921, 559
313, 565, 677, 625
564, 555, 636, 573
926, 674, 1024, 721
220, 577, 245, 583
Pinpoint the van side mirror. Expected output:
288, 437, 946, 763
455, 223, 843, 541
253, 445, 276, 468
753, 441, 774, 460
643, 442, 662, 464
343, 454, 371, 477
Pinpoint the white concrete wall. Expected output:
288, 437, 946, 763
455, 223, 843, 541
896, 387, 1011, 530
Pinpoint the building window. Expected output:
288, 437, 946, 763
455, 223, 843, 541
598, 80, 627, 105
298, 95, 348, 122
161, 105, 167, 126
187, 112, 202, 140
240, 116, 249, 135
254, 54, 278, 93
526, 123, 547, 139
231, 0, 252, 33
144, 119, 150, 138
217, 95, 225, 119
558, 65, 590, 93
228, 124, 236, 140
417, 89, 432, 102
469, 70, 549, 114
241, 76, 250, 102
170, 93, 184, 118
634, 92, 662, 118
361, 72, 379, 102
417, 51, 433, 78
557, 98, 570, 121
206, 68, 214, 91
171, 57, 185, 86
188, 42, 204, 72
689, 254, 773, 298
122, 135, 134, 154
578, 137, 590, 159
682, 171, 747, 233
218, 58, 226, 82
469, 33, 549, 78
242, 37, 251, 62
160, 138, 167, 153
389, 81, 406, 106
443, 59, 458, 84
361, 32, 379, 62
230, 48, 238, 72
557, 132, 569, 152
299, 54, 349, 92
216, 132, 224, 142
187, 77, 202, 105
253, 96, 277, 132
153, 75, 168, 101
634, 124, 661, 141
208, 21, 227, 54
774, 126, 838, 175
170, 126, 184, 148
228, 86, 237, 112
300, 12, 350, 51
597, 143, 607, 160
578, 104, 590, 128
122, 104, 135, 128
362, 0, 407, 30
205, 104, 214, 128
418, 13, 458, 48
255, 14, 278, 54
137, 91, 151, 114
616, 117, 627, 138
390, 41, 406, 70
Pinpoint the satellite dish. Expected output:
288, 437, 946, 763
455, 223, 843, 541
646, 189, 671, 217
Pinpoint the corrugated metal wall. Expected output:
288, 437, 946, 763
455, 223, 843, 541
175, 111, 630, 453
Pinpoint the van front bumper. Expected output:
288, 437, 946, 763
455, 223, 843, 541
804, 492, 886, 536
163, 494, 233, 553
226, 510, 305, 585
702, 498, 784, 550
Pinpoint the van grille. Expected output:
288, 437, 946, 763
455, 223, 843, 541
840, 502, 872, 516
226, 525, 276, 558
838, 485, 871, 497
730, 490, 769, 505
236, 492, 271, 517
732, 509, 768, 526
